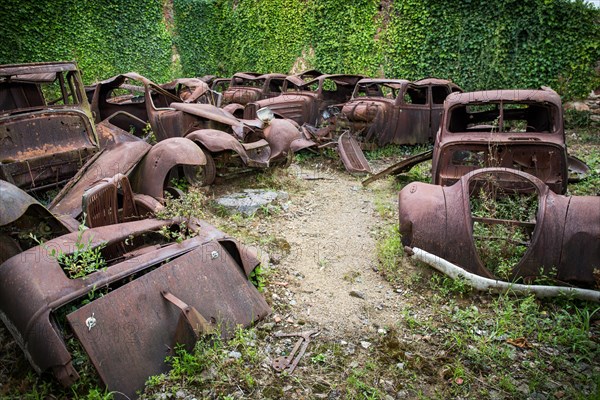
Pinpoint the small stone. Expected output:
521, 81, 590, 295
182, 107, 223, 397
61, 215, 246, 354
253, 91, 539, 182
260, 322, 275, 331
396, 362, 405, 370
554, 391, 565, 398
274, 316, 282, 323
228, 351, 242, 359
340, 340, 348, 345
360, 341, 372, 349
286, 317, 294, 323
349, 361, 359, 368
289, 299, 297, 306
377, 328, 386, 334
350, 290, 366, 300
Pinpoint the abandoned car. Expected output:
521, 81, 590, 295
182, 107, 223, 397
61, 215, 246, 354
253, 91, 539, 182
243, 74, 364, 126
0, 62, 99, 192
0, 183, 270, 397
89, 72, 315, 184
221, 72, 287, 107
432, 87, 569, 194
340, 78, 463, 147
398, 167, 600, 289
365, 87, 580, 194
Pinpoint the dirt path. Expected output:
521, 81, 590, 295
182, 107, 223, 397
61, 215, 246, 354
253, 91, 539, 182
269, 166, 404, 339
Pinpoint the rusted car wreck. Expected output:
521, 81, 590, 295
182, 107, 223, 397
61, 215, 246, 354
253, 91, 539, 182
0, 183, 270, 397
90, 72, 315, 184
221, 72, 287, 108
0, 63, 272, 398
244, 74, 364, 126
365, 87, 584, 194
0, 62, 98, 191
432, 88, 570, 194
340, 78, 462, 147
398, 168, 600, 290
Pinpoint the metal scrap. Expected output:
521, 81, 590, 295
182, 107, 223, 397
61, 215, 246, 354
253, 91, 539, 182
272, 330, 320, 374
398, 167, 600, 288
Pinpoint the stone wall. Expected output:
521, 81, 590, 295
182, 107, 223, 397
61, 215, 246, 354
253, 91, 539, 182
565, 87, 600, 124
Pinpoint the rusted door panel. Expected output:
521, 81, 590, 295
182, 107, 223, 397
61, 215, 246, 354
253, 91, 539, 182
0, 111, 97, 189
338, 132, 371, 173
49, 141, 151, 217
67, 241, 270, 398
397, 106, 429, 144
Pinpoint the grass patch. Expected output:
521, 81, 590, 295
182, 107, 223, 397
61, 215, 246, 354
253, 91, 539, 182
375, 224, 404, 284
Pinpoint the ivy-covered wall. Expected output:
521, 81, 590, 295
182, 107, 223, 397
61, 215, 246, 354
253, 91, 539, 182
1, 0, 598, 98
173, 0, 600, 99
0, 0, 174, 84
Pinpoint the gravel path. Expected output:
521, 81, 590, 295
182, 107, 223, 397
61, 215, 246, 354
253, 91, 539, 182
270, 166, 405, 338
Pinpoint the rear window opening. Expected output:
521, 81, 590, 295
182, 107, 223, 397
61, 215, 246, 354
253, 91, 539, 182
468, 172, 539, 281
0, 70, 83, 113
404, 86, 427, 104
449, 101, 557, 133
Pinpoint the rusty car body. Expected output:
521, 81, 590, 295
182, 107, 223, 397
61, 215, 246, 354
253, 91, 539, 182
398, 167, 599, 289
432, 88, 569, 194
221, 72, 287, 107
243, 74, 364, 126
0, 62, 99, 192
89, 73, 314, 184
340, 78, 463, 147
0, 213, 270, 398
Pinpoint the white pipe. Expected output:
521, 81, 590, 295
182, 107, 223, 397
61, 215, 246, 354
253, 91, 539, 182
409, 247, 600, 303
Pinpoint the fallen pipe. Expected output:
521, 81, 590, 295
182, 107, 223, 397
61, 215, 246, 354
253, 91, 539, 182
406, 246, 600, 303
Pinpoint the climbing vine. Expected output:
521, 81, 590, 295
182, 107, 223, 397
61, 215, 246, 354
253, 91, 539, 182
173, 0, 599, 99
0, 0, 174, 84
1, 0, 598, 99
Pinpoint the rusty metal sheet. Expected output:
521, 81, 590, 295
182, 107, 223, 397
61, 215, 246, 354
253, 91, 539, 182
185, 129, 252, 164
338, 132, 371, 173
170, 102, 241, 127
130, 137, 206, 199
567, 155, 591, 183
0, 180, 73, 263
262, 118, 314, 161
399, 167, 600, 288
0, 109, 98, 190
49, 141, 151, 218
0, 217, 268, 390
67, 240, 270, 398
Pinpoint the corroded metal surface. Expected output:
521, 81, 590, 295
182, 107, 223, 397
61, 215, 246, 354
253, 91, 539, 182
222, 72, 287, 106
432, 87, 569, 194
130, 137, 206, 199
67, 240, 269, 398
398, 168, 600, 288
0, 218, 269, 397
340, 78, 462, 146
0, 62, 98, 190
245, 74, 363, 125
338, 132, 371, 173
0, 180, 73, 264
49, 141, 151, 218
